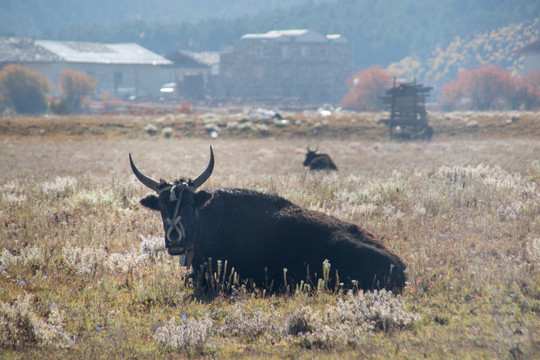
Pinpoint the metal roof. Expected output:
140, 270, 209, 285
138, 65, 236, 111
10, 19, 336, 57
166, 50, 220, 67
240, 29, 333, 43
35, 40, 172, 65
0, 37, 62, 63
0, 37, 171, 65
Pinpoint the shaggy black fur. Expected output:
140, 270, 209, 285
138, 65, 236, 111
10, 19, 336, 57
141, 186, 406, 293
303, 151, 338, 171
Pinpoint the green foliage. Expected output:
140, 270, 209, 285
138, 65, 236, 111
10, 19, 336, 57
0, 65, 49, 115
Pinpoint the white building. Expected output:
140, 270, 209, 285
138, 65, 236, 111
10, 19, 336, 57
0, 37, 174, 98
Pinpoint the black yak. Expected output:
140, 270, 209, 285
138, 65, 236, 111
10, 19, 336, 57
303, 146, 338, 171
130, 147, 406, 292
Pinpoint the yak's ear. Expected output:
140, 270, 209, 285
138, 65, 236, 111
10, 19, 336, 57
194, 190, 212, 208
140, 194, 160, 210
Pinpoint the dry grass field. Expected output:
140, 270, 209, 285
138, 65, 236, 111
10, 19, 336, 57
0, 110, 539, 359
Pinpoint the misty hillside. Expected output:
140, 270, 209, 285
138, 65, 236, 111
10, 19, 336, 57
1, 0, 539, 84
0, 0, 322, 35
388, 19, 540, 86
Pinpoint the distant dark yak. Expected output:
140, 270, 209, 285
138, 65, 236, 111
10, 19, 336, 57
303, 146, 338, 171
130, 147, 406, 292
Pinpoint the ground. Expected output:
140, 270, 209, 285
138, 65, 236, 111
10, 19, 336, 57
0, 109, 538, 359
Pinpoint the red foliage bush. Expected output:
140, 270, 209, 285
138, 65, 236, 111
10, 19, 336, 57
0, 65, 49, 114
52, 69, 95, 114
341, 67, 393, 111
439, 65, 540, 110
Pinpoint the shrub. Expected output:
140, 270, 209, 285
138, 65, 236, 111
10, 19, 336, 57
154, 316, 213, 352
52, 69, 95, 114
439, 65, 540, 110
341, 66, 393, 111
0, 65, 49, 114
508, 70, 540, 110
0, 295, 74, 349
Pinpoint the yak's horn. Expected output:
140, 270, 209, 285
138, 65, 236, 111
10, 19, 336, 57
191, 146, 214, 189
129, 154, 160, 192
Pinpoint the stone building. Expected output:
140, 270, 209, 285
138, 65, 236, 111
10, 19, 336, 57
219, 29, 353, 105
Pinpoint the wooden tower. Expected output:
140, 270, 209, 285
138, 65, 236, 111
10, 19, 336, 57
379, 78, 433, 139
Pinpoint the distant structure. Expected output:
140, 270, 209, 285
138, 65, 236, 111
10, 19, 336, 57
515, 40, 540, 75
218, 29, 353, 105
379, 79, 433, 139
0, 37, 174, 98
164, 50, 220, 99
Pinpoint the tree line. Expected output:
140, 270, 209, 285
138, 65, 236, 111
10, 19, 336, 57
343, 66, 540, 111
2, 63, 539, 115
34, 0, 540, 70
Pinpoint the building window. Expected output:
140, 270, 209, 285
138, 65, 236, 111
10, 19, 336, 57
282, 87, 291, 97
301, 88, 310, 102
255, 45, 264, 58
301, 46, 309, 57
319, 64, 329, 78
253, 64, 264, 78
300, 64, 310, 79
114, 71, 123, 95
320, 89, 328, 102
281, 46, 290, 58
281, 64, 292, 78
114, 71, 122, 84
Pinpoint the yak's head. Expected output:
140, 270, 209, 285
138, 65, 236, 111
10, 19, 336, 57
129, 147, 214, 266
303, 145, 319, 166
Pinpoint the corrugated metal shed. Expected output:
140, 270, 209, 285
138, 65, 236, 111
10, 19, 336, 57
0, 37, 171, 65
35, 40, 172, 65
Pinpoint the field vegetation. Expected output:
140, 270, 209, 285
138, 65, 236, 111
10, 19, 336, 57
0, 111, 539, 359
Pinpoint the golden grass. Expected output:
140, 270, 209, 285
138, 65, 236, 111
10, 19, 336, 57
0, 111, 539, 359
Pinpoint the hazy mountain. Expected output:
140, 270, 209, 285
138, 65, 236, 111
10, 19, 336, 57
0, 0, 330, 36
1, 0, 538, 79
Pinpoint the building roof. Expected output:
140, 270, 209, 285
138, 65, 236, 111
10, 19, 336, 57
240, 29, 345, 43
165, 50, 220, 68
515, 39, 540, 55
0, 37, 172, 65
326, 34, 349, 43
0, 37, 62, 62
36, 40, 172, 65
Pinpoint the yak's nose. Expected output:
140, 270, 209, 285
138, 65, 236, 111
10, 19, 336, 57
165, 217, 186, 246
165, 227, 181, 245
